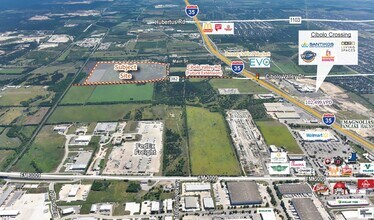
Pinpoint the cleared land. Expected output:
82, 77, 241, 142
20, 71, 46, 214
255, 120, 302, 154
186, 106, 241, 176
48, 104, 148, 123
61, 84, 153, 104
0, 86, 51, 106
12, 125, 65, 172
209, 79, 268, 94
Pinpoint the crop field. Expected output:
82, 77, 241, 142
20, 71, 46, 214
186, 106, 241, 176
256, 120, 303, 154
48, 104, 149, 123
12, 125, 65, 172
209, 78, 268, 94
0, 86, 52, 106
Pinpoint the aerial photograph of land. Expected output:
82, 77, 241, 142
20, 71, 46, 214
0, 0, 373, 219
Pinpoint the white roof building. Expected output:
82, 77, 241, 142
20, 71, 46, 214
0, 210, 19, 217
61, 207, 75, 215
203, 197, 214, 209
68, 185, 80, 197
150, 201, 160, 213
185, 183, 211, 192
99, 204, 112, 212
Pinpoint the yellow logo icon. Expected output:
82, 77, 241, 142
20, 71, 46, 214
203, 22, 213, 33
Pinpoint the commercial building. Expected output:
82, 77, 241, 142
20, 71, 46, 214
184, 197, 199, 210
298, 129, 337, 142
203, 197, 215, 209
94, 122, 117, 135
68, 185, 80, 197
184, 183, 211, 192
150, 201, 160, 214
264, 103, 300, 119
226, 181, 262, 206
278, 183, 312, 197
0, 210, 19, 217
69, 151, 92, 171
291, 198, 324, 220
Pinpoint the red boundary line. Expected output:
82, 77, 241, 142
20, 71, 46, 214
73, 61, 232, 86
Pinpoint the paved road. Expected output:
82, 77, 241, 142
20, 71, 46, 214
186, 19, 374, 23
0, 172, 373, 181
183, 0, 374, 151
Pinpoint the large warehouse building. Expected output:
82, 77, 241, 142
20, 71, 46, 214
291, 198, 324, 220
226, 181, 262, 206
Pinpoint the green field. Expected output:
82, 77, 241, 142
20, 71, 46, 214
0, 150, 15, 170
0, 68, 25, 74
0, 86, 52, 106
256, 120, 302, 154
0, 128, 22, 149
48, 104, 148, 123
12, 125, 65, 172
209, 79, 268, 94
186, 106, 241, 176
61, 84, 153, 104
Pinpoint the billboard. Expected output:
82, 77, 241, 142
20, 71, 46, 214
290, 160, 306, 168
271, 152, 288, 163
202, 22, 234, 35
249, 57, 271, 68
357, 179, 374, 189
268, 163, 290, 175
360, 163, 374, 174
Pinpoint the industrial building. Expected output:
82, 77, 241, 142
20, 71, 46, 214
203, 197, 215, 210
69, 135, 92, 146
184, 183, 211, 192
264, 103, 301, 119
69, 151, 92, 171
278, 183, 312, 197
291, 198, 324, 220
226, 181, 262, 206
94, 122, 118, 135
184, 197, 199, 210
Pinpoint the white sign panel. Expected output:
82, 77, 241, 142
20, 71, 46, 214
169, 76, 180, 82
298, 30, 358, 91
271, 152, 288, 163
249, 57, 271, 68
202, 22, 234, 35
290, 160, 306, 168
360, 163, 374, 174
289, 16, 302, 24
268, 163, 290, 175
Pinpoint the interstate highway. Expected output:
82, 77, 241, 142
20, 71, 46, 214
184, 0, 374, 150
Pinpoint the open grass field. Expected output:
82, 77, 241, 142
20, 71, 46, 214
255, 120, 303, 154
48, 104, 148, 123
0, 150, 15, 170
0, 107, 25, 125
61, 84, 153, 104
0, 86, 51, 106
60, 86, 95, 104
186, 106, 241, 176
12, 125, 65, 172
86, 181, 146, 204
0, 68, 25, 74
0, 128, 21, 149
209, 79, 268, 94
